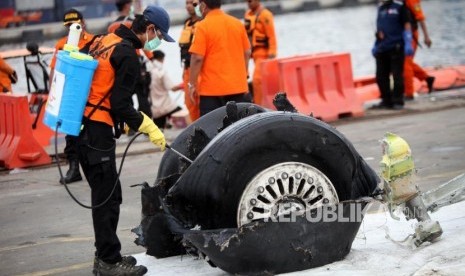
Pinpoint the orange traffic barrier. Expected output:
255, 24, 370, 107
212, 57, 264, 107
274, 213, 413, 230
261, 53, 333, 110
277, 52, 364, 121
418, 65, 465, 93
0, 94, 51, 169
29, 94, 55, 147
353, 65, 465, 101
260, 58, 280, 109
355, 83, 380, 103
354, 75, 376, 88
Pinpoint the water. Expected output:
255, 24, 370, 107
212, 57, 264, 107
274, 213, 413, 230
3, 0, 465, 94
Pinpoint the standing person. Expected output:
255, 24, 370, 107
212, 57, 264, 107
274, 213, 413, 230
244, 0, 277, 105
0, 56, 17, 93
108, 0, 134, 33
179, 0, 201, 122
188, 0, 251, 116
50, 9, 94, 184
149, 50, 184, 130
80, 5, 174, 275
404, 0, 435, 99
372, 0, 414, 110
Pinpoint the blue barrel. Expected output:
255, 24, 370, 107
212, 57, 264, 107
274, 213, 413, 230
44, 51, 98, 136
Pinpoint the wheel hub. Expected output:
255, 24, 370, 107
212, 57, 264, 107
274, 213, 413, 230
237, 162, 339, 226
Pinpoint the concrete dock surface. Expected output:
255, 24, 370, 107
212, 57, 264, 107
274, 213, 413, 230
1, 89, 465, 275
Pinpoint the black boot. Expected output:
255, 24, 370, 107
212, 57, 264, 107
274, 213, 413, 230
426, 76, 435, 93
60, 159, 82, 184
94, 257, 147, 276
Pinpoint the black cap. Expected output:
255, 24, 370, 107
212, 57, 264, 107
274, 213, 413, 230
143, 5, 175, 42
63, 9, 83, 26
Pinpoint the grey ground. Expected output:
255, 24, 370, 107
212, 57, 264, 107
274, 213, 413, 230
1, 89, 465, 276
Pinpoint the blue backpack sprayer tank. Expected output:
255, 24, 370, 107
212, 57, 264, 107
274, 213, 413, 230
42, 23, 185, 209
43, 23, 98, 135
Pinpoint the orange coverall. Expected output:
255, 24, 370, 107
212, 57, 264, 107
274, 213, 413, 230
404, 0, 429, 98
244, 5, 277, 105
0, 56, 15, 93
179, 18, 200, 122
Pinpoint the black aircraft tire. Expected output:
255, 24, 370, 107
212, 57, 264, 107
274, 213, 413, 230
167, 112, 378, 229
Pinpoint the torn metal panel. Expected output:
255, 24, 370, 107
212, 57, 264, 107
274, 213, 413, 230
422, 173, 465, 213
183, 202, 369, 275
133, 184, 186, 258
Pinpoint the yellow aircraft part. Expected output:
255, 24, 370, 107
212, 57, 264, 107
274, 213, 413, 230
381, 132, 418, 204
381, 132, 414, 180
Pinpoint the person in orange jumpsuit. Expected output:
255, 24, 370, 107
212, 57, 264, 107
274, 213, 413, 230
404, 0, 435, 99
49, 9, 94, 185
179, 0, 201, 122
244, 0, 277, 105
0, 56, 16, 93
188, 0, 251, 116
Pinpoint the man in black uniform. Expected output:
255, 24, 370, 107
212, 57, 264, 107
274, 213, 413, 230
372, 0, 414, 110
79, 5, 175, 275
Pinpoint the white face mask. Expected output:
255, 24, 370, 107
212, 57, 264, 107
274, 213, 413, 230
129, 4, 135, 18
144, 31, 162, 51
194, 4, 202, 18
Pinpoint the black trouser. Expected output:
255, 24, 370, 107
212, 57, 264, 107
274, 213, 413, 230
375, 48, 405, 106
64, 135, 79, 161
153, 106, 182, 129
199, 93, 251, 116
78, 120, 122, 264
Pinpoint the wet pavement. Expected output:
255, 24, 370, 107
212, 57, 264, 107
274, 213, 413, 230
1, 89, 465, 275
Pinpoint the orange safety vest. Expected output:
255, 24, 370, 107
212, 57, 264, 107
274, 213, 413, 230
179, 18, 198, 68
244, 9, 267, 49
84, 33, 124, 126
179, 19, 196, 46
244, 7, 277, 59
108, 17, 133, 33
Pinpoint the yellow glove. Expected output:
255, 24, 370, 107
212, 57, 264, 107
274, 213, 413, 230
138, 112, 166, 151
